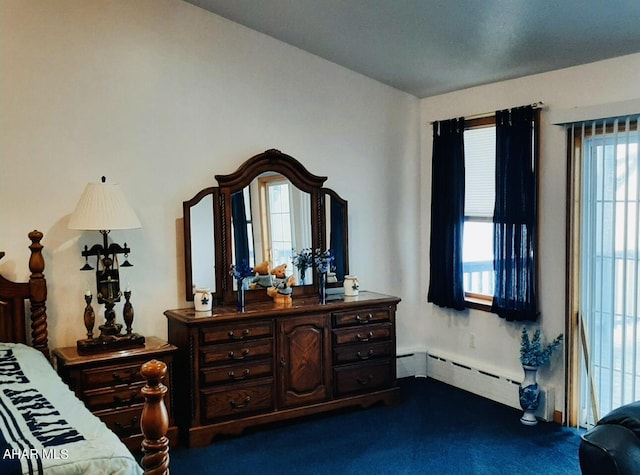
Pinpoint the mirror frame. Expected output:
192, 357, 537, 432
183, 149, 349, 305
322, 187, 349, 285
183, 186, 222, 302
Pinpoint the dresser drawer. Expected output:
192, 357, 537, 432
201, 359, 273, 386
83, 382, 146, 411
333, 360, 393, 396
81, 361, 144, 390
200, 321, 273, 345
332, 308, 390, 328
333, 341, 392, 364
332, 323, 392, 346
95, 405, 144, 438
200, 338, 273, 366
201, 380, 274, 421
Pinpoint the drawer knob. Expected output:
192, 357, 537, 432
114, 416, 139, 431
228, 369, 251, 380
230, 396, 251, 409
356, 374, 374, 386
228, 349, 250, 360
356, 350, 374, 360
112, 369, 137, 382
228, 329, 250, 340
356, 331, 374, 342
355, 313, 373, 324
113, 390, 138, 406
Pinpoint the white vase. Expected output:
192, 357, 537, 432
344, 275, 359, 296
194, 288, 212, 312
519, 365, 540, 426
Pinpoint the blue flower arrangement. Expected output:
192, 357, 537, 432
230, 260, 254, 282
520, 327, 563, 367
314, 249, 334, 274
292, 248, 314, 275
292, 248, 335, 274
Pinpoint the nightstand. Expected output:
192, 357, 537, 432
53, 336, 178, 451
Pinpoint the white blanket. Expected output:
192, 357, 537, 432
0, 343, 143, 475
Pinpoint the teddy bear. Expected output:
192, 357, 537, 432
250, 260, 273, 289
267, 263, 296, 306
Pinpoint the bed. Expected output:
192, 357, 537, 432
0, 231, 169, 475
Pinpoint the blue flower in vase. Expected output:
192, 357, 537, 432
230, 260, 254, 282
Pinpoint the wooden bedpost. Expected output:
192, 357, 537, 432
140, 359, 170, 475
28, 230, 49, 359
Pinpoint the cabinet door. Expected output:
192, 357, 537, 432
277, 314, 330, 408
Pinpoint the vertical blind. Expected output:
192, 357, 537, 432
573, 115, 640, 426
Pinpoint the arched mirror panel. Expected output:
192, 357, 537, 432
323, 188, 349, 287
183, 187, 221, 301
229, 175, 313, 290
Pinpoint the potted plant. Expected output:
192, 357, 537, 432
518, 327, 563, 425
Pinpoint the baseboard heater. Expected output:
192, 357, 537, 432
426, 352, 554, 422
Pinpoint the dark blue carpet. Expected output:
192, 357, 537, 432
169, 377, 583, 474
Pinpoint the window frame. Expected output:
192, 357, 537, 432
258, 173, 294, 267
566, 118, 639, 426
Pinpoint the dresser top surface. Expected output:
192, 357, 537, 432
53, 336, 177, 366
165, 291, 401, 325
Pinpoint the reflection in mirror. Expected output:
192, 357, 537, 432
324, 189, 348, 285
189, 193, 216, 295
231, 173, 312, 289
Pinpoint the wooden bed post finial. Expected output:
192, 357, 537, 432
28, 230, 49, 359
140, 359, 170, 475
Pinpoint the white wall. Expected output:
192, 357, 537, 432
421, 53, 640, 413
5, 0, 640, 417
0, 0, 421, 350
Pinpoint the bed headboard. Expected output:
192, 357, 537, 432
0, 230, 49, 359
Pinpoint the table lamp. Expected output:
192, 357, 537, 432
69, 176, 145, 353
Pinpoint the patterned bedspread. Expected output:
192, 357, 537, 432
0, 343, 143, 475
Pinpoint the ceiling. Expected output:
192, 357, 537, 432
184, 0, 640, 98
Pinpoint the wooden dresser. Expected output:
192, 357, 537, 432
165, 291, 401, 447
53, 336, 178, 451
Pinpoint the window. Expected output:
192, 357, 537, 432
429, 107, 538, 314
463, 118, 496, 304
258, 174, 293, 267
568, 117, 640, 427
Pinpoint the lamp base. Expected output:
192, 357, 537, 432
77, 332, 145, 354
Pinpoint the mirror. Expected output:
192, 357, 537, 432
230, 174, 313, 289
183, 149, 349, 304
190, 193, 216, 291
324, 188, 348, 285
183, 187, 221, 302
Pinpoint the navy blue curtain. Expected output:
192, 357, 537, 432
231, 191, 250, 266
428, 118, 466, 310
329, 198, 346, 281
491, 106, 538, 321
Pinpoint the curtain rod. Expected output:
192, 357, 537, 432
429, 101, 545, 125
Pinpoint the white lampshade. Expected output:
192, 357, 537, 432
69, 179, 141, 231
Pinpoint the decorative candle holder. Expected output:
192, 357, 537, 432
123, 289, 134, 334
83, 292, 95, 339
76, 286, 145, 354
